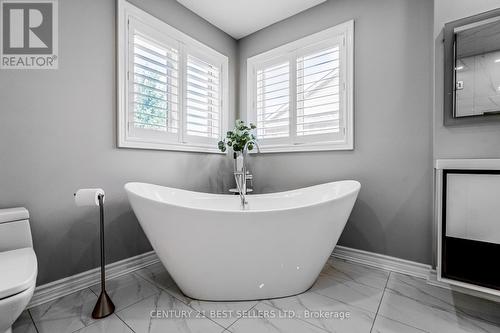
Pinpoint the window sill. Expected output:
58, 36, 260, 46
118, 139, 226, 154
252, 141, 354, 154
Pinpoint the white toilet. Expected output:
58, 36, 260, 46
0, 208, 38, 333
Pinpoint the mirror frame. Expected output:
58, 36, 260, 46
444, 8, 500, 126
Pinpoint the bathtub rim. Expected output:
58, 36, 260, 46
124, 180, 361, 214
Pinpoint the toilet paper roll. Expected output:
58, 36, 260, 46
74, 188, 105, 207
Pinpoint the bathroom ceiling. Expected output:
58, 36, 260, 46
176, 0, 327, 39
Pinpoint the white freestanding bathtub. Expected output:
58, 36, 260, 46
125, 180, 360, 301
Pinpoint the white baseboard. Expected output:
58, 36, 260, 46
332, 245, 432, 279
28, 251, 159, 308
332, 245, 500, 303
28, 246, 499, 309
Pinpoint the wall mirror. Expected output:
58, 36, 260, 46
444, 8, 500, 125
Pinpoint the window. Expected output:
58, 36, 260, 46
247, 21, 354, 152
117, 0, 228, 153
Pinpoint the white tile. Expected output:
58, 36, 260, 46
311, 272, 384, 313
371, 315, 428, 333
187, 299, 257, 328
162, 283, 194, 304
74, 315, 133, 333
135, 262, 194, 305
320, 258, 390, 290
12, 311, 37, 333
386, 273, 500, 325
135, 262, 176, 291
227, 302, 328, 333
30, 288, 97, 333
90, 273, 160, 311
116, 290, 224, 333
379, 287, 500, 333
264, 291, 374, 333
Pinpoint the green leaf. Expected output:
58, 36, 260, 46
218, 119, 258, 153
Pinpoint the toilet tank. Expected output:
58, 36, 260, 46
0, 208, 33, 252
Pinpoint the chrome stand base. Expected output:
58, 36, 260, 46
92, 290, 115, 319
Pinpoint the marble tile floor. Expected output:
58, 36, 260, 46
15, 258, 500, 333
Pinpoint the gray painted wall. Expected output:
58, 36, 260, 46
0, 0, 450, 286
433, 0, 500, 159
0, 0, 237, 285
238, 0, 434, 264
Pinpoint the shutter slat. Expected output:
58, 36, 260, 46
260, 122, 289, 129
134, 63, 173, 79
132, 120, 166, 129
187, 81, 219, 93
186, 105, 220, 115
134, 53, 178, 73
133, 72, 178, 89
258, 111, 290, 118
257, 93, 289, 103
187, 119, 220, 127
188, 112, 219, 121
133, 82, 178, 98
186, 89, 219, 103
257, 100, 289, 109
297, 93, 339, 104
187, 98, 219, 108
133, 102, 178, 115
132, 91, 179, 105
297, 110, 338, 119
134, 43, 178, 64
257, 78, 289, 89
187, 65, 219, 80
302, 47, 339, 62
297, 67, 339, 81
296, 101, 339, 111
133, 111, 168, 120
296, 82, 339, 92
257, 71, 289, 82
256, 62, 289, 78
298, 118, 339, 126
257, 115, 289, 124
297, 127, 339, 136
256, 85, 289, 96
187, 73, 219, 86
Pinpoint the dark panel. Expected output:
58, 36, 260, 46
442, 169, 500, 290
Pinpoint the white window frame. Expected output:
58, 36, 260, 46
117, 0, 229, 153
247, 21, 354, 153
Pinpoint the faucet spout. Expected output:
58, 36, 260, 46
243, 140, 261, 155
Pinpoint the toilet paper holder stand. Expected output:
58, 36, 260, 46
74, 190, 115, 319
92, 194, 115, 319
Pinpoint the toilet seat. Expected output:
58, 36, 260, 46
0, 248, 37, 299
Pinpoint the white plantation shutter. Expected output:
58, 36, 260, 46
185, 55, 221, 139
131, 32, 179, 134
118, 5, 229, 153
256, 61, 290, 139
296, 46, 340, 137
247, 22, 353, 152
